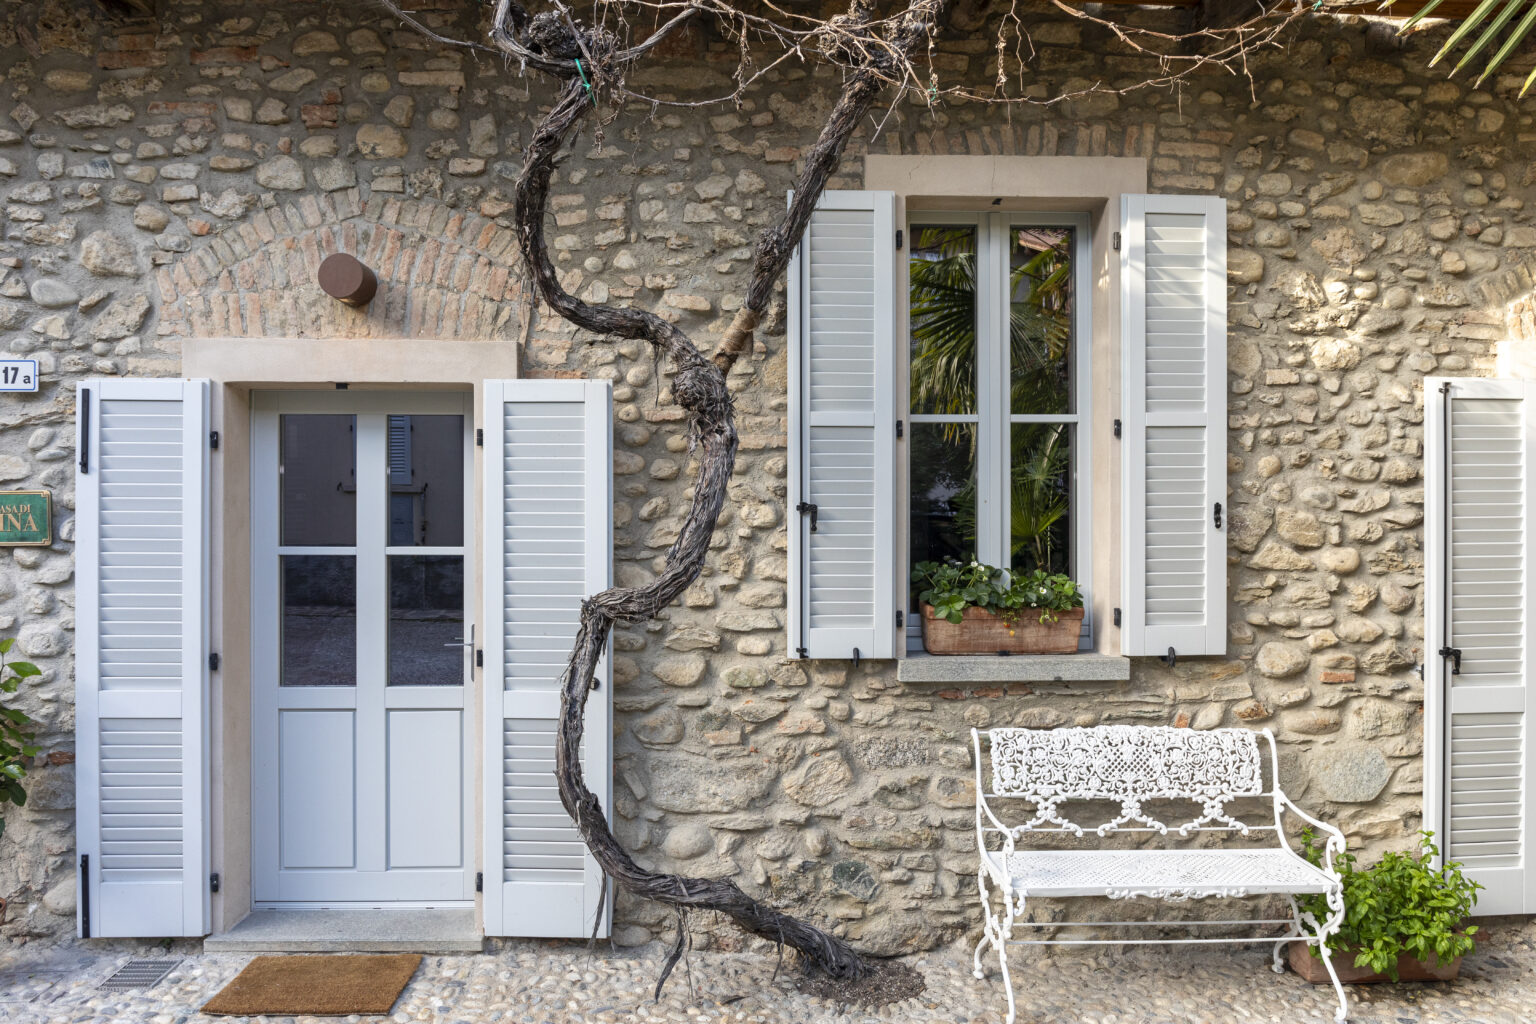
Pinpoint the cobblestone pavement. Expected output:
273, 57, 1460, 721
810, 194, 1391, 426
1, 918, 1533, 1024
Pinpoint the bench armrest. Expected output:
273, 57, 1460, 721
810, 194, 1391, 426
1275, 790, 1346, 871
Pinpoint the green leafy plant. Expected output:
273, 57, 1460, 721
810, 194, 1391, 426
912, 559, 1082, 624
1298, 830, 1481, 980
0, 636, 41, 842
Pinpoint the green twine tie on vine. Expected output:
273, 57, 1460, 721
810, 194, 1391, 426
574, 58, 594, 104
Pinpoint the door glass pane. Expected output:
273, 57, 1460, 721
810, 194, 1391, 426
282, 555, 356, 686
281, 414, 356, 546
388, 555, 464, 686
910, 225, 978, 415
387, 415, 465, 547
1009, 225, 1074, 415
1008, 423, 1073, 576
909, 422, 977, 609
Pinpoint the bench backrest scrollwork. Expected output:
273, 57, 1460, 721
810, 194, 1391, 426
978, 725, 1276, 837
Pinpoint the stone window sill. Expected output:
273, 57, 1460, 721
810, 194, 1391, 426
896, 653, 1130, 684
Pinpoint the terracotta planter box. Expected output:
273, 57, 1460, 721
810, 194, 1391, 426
920, 604, 1084, 655
1286, 939, 1463, 984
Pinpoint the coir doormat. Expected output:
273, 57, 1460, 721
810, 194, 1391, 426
201, 954, 421, 1016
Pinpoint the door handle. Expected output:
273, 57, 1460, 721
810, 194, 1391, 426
443, 624, 475, 648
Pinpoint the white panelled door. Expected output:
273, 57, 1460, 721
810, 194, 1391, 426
75, 378, 211, 938
1426, 377, 1536, 915
787, 190, 897, 661
482, 379, 612, 938
251, 392, 474, 905
1120, 194, 1228, 659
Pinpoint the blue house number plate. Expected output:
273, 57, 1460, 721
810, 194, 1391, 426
0, 360, 38, 393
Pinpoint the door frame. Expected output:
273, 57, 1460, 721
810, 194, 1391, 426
249, 389, 477, 908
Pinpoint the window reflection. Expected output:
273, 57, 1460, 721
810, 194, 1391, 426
909, 225, 978, 416
386, 415, 465, 547
281, 555, 356, 686
1009, 226, 1074, 416
281, 415, 356, 547
388, 556, 464, 686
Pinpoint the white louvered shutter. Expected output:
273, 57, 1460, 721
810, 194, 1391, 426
1120, 194, 1227, 658
74, 378, 210, 938
1425, 377, 1536, 915
482, 379, 612, 937
787, 190, 896, 661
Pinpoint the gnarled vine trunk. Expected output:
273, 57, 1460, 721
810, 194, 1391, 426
483, 0, 947, 985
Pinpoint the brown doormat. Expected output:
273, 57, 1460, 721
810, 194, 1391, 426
201, 954, 421, 1016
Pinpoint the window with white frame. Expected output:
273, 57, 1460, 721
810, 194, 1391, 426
785, 189, 1228, 664
905, 213, 1091, 647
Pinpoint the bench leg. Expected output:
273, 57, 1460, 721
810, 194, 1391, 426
1272, 895, 1305, 974
973, 866, 1018, 1024
1309, 893, 1349, 1023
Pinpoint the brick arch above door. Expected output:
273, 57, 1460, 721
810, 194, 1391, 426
154, 190, 524, 341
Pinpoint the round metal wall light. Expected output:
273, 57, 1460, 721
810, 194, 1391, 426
318, 252, 378, 307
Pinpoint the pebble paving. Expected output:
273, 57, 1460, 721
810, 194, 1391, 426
1, 918, 1533, 1024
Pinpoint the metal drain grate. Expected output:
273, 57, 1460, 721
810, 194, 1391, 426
98, 958, 181, 992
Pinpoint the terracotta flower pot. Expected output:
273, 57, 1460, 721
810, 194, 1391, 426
1286, 939, 1464, 984
920, 604, 1084, 655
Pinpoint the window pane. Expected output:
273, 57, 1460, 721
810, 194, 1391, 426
388, 556, 464, 686
909, 225, 978, 415
909, 422, 977, 609
387, 415, 465, 547
282, 555, 356, 686
1008, 423, 1073, 577
1009, 226, 1074, 415
281, 414, 356, 546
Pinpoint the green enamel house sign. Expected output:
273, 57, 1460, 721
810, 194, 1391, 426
0, 491, 51, 546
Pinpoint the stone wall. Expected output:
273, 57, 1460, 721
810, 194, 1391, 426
0, 0, 1524, 949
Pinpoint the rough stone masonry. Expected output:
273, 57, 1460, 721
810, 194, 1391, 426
0, 0, 1527, 954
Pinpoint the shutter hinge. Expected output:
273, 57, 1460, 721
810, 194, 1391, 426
210, 873, 220, 893
895, 419, 904, 439
80, 854, 90, 938
1113, 607, 1121, 627
1213, 502, 1223, 529
209, 653, 220, 671
895, 228, 903, 250
1113, 419, 1122, 439
1438, 645, 1462, 675
476, 649, 483, 668
896, 609, 904, 628
209, 430, 220, 451
79, 389, 91, 474
475, 871, 483, 892
795, 646, 808, 659
476, 428, 483, 447
1113, 231, 1122, 251
795, 501, 818, 532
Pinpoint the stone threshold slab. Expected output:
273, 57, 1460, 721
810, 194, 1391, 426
896, 653, 1131, 683
204, 908, 483, 954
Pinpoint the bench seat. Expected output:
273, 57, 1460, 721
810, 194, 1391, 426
985, 847, 1337, 898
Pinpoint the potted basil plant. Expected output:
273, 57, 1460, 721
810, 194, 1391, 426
1290, 830, 1481, 984
912, 559, 1084, 655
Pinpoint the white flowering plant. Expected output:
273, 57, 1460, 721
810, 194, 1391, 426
912, 559, 1083, 625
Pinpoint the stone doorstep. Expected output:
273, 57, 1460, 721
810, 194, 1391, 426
202, 908, 483, 954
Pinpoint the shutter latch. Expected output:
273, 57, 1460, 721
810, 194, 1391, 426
1113, 231, 1122, 251
209, 431, 220, 451
851, 647, 860, 667
796, 501, 818, 532
1438, 646, 1462, 675
210, 873, 221, 893
1213, 502, 1223, 529
1163, 647, 1177, 668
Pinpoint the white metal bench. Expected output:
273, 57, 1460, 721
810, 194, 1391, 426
971, 725, 1349, 1023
